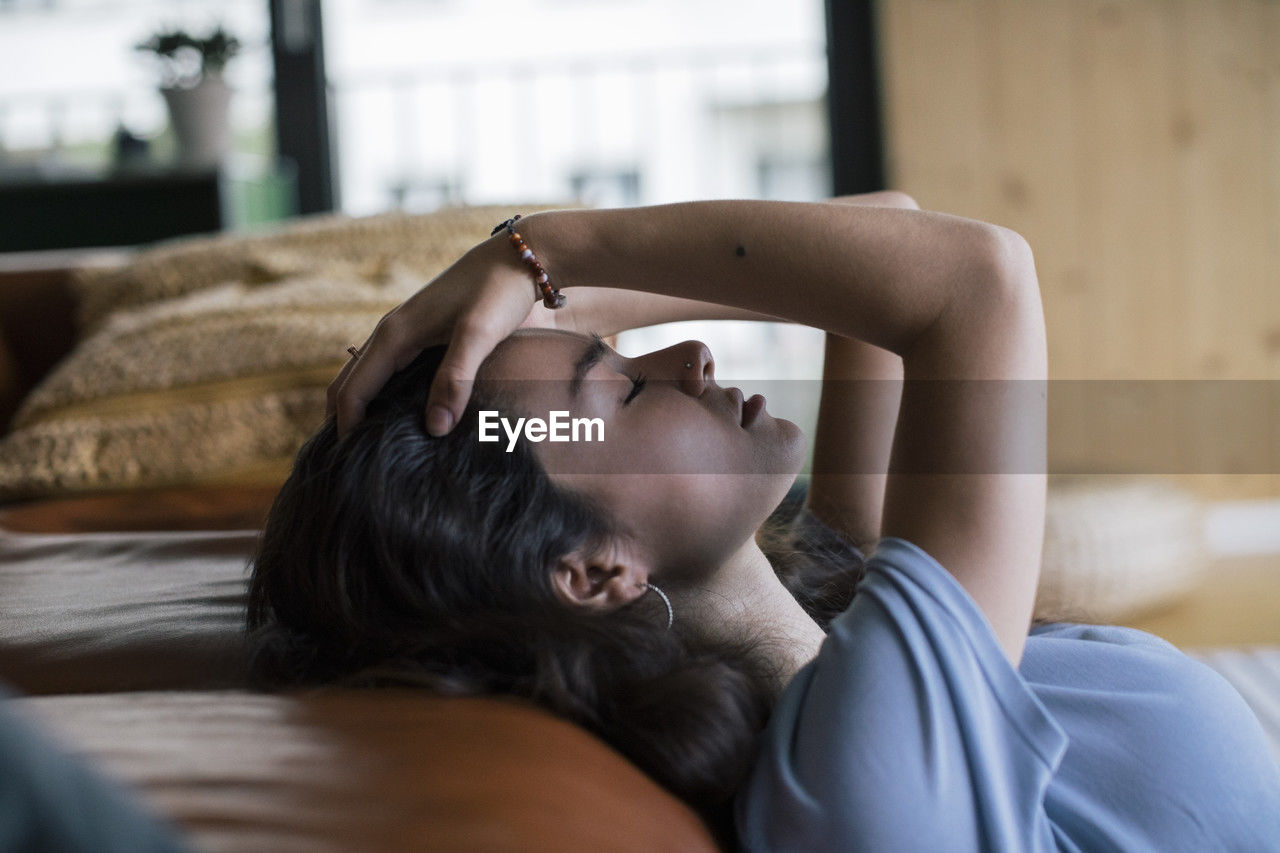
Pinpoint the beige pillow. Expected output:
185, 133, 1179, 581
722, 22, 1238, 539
0, 203, 572, 501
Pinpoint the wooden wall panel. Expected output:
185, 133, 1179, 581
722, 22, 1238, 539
877, 0, 1280, 499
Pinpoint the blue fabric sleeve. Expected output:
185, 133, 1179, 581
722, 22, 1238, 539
736, 537, 1069, 852
0, 688, 190, 853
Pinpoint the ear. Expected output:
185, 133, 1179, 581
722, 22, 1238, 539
552, 538, 654, 613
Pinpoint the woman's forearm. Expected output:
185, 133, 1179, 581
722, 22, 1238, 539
516, 199, 1021, 357
573, 193, 923, 336
567, 288, 784, 338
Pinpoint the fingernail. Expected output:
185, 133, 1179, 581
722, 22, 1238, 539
427, 405, 453, 436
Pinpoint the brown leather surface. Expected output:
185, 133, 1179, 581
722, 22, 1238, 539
0, 263, 718, 848
20, 690, 720, 852
0, 484, 281, 532
0, 328, 16, 437
0, 523, 722, 849
0, 528, 254, 694
0, 266, 78, 435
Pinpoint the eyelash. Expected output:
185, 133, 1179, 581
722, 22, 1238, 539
623, 373, 647, 406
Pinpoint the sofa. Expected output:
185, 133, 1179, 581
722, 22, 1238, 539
6, 211, 1276, 852
0, 231, 723, 851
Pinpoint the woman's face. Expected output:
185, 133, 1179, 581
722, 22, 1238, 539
476, 329, 805, 580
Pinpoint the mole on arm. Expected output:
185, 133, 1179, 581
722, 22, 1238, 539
735, 245, 747, 258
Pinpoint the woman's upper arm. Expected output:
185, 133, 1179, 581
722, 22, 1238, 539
879, 230, 1047, 666
801, 189, 917, 550
804, 333, 902, 553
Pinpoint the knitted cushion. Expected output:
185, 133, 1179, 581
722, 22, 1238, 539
69, 206, 558, 337
0, 203, 571, 502
1035, 476, 1207, 623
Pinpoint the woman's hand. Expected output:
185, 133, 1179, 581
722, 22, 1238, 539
327, 234, 537, 438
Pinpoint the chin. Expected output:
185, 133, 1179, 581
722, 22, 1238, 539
768, 417, 807, 476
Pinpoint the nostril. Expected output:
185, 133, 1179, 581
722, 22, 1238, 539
695, 342, 715, 378
676, 341, 715, 390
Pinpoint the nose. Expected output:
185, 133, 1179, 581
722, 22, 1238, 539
677, 340, 715, 397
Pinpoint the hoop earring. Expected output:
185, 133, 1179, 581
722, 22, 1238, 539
645, 582, 674, 630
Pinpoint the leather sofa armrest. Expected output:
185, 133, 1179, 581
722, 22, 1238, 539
0, 248, 133, 436
20, 690, 724, 852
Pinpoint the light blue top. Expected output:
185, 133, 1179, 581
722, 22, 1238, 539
734, 537, 1280, 852
0, 686, 190, 852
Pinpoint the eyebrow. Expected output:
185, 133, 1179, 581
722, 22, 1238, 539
569, 332, 609, 402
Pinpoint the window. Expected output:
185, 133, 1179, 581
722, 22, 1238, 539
0, 0, 273, 172
321, 0, 833, 461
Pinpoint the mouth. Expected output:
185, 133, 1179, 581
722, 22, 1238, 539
741, 394, 766, 427
725, 387, 766, 428
727, 387, 744, 427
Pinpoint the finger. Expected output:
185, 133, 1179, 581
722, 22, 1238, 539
424, 316, 505, 437
326, 337, 372, 419
334, 317, 421, 437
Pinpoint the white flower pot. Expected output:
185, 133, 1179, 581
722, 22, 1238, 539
161, 74, 232, 168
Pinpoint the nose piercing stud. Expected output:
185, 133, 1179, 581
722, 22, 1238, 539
684, 362, 692, 369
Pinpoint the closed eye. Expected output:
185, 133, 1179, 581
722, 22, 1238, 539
623, 373, 646, 406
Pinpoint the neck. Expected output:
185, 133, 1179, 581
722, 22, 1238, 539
673, 539, 827, 700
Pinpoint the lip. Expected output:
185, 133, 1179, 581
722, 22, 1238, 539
726, 387, 744, 427
741, 394, 766, 427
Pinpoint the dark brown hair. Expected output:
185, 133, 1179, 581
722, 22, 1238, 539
247, 343, 868, 846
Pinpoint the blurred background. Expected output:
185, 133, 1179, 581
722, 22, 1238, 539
1, 4, 1278, 835
0, 0, 834, 381
0, 0, 1276, 510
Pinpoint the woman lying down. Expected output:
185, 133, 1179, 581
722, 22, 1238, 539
248, 194, 1280, 850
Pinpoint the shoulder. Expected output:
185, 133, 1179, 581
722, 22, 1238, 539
1024, 614, 1254, 706
1028, 620, 1180, 652
851, 538, 1236, 738
854, 536, 994, 635
736, 535, 1069, 851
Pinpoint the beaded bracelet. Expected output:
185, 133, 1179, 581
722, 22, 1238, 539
491, 214, 566, 309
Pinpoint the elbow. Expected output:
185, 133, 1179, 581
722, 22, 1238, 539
984, 226, 1039, 299
883, 190, 921, 210
902, 222, 1047, 377
983, 227, 1048, 374
933, 224, 1046, 358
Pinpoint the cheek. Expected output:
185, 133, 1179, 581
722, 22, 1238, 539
633, 404, 749, 475
642, 474, 778, 572
541, 405, 805, 567
566, 472, 739, 571
555, 410, 742, 476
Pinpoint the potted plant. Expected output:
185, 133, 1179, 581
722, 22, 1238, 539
135, 25, 242, 168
